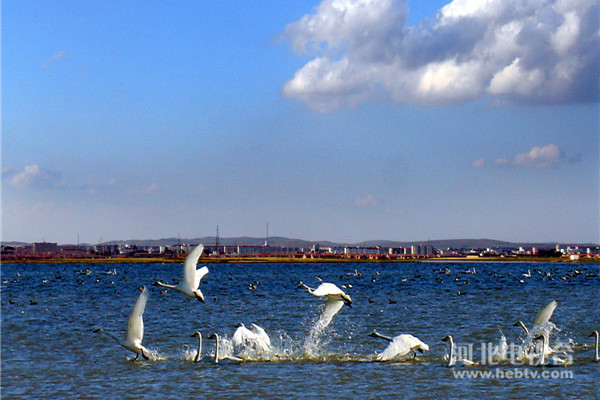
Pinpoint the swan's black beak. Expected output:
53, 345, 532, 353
152, 281, 161, 287
441, 336, 450, 342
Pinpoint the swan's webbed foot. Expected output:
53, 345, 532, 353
128, 353, 139, 361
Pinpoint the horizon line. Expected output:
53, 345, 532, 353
2, 236, 599, 247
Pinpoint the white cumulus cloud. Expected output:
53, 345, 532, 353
2, 164, 65, 188
281, 0, 599, 111
479, 143, 566, 168
514, 143, 564, 167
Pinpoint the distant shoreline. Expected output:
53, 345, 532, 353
1, 255, 598, 264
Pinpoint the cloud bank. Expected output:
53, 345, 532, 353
2, 165, 65, 188
281, 0, 599, 111
474, 143, 567, 168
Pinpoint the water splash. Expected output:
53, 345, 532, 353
303, 299, 344, 356
145, 349, 167, 361
491, 330, 507, 363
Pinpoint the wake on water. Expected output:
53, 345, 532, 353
107, 326, 581, 365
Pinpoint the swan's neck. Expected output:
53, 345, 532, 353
299, 282, 314, 294
447, 337, 455, 367
213, 335, 220, 363
516, 321, 530, 337
594, 333, 599, 361
195, 337, 202, 362
156, 281, 178, 290
372, 331, 393, 341
96, 328, 122, 346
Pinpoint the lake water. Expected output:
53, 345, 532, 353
2, 261, 599, 399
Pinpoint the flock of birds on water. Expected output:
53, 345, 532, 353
87, 243, 600, 367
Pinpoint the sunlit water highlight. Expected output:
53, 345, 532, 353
2, 261, 598, 399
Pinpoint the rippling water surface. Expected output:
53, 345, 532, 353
2, 261, 599, 399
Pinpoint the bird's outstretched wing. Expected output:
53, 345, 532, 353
378, 339, 411, 361
183, 244, 204, 287
377, 334, 429, 361
312, 282, 343, 297
126, 288, 149, 345
250, 324, 271, 351
533, 300, 557, 326
317, 298, 344, 330
194, 266, 209, 290
232, 325, 256, 348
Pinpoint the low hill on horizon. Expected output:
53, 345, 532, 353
6, 236, 595, 249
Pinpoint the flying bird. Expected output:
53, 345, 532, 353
299, 281, 352, 330
93, 287, 152, 361
153, 244, 208, 302
369, 331, 429, 361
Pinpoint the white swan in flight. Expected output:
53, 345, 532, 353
590, 331, 599, 362
369, 331, 429, 361
191, 331, 202, 362
299, 281, 352, 330
93, 287, 152, 360
514, 300, 558, 356
441, 335, 477, 367
299, 282, 352, 305
207, 333, 242, 363
153, 244, 208, 302
232, 323, 271, 353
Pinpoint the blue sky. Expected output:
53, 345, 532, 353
2, 0, 599, 245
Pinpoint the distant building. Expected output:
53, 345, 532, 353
33, 242, 57, 253
411, 244, 433, 256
